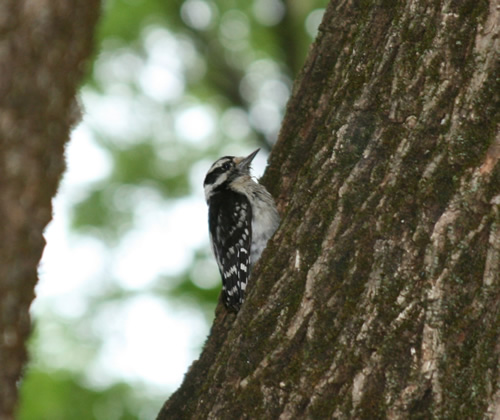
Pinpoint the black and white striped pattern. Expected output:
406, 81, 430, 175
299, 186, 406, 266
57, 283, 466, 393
208, 190, 252, 310
204, 149, 280, 312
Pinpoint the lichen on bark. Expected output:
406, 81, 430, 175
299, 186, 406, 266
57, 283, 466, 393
158, 0, 499, 418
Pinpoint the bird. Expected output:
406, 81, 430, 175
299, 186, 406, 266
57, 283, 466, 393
203, 149, 280, 312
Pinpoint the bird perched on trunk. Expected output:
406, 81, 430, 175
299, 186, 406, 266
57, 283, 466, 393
203, 149, 280, 312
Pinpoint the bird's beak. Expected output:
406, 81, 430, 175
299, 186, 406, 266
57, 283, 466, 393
236, 148, 260, 171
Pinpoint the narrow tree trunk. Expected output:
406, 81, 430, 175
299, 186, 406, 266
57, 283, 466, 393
0, 2, 100, 418
158, 0, 499, 418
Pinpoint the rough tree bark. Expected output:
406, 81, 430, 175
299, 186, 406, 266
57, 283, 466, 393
158, 0, 499, 419
0, 2, 100, 418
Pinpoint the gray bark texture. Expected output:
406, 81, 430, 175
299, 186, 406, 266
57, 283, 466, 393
0, 1, 100, 418
159, 0, 499, 419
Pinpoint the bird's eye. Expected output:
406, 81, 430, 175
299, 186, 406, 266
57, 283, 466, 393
222, 162, 231, 171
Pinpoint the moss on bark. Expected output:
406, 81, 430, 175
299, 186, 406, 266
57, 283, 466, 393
158, 0, 500, 418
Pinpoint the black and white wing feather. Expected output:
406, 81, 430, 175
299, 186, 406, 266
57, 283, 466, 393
208, 190, 252, 311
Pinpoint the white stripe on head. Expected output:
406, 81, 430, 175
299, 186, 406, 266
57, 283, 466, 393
204, 171, 229, 201
204, 157, 234, 201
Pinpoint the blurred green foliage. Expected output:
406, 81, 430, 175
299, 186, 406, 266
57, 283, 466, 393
18, 369, 154, 420
23, 0, 328, 418
73, 0, 327, 302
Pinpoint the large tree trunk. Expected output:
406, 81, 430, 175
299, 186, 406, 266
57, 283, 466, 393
0, 2, 99, 418
158, 0, 499, 418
